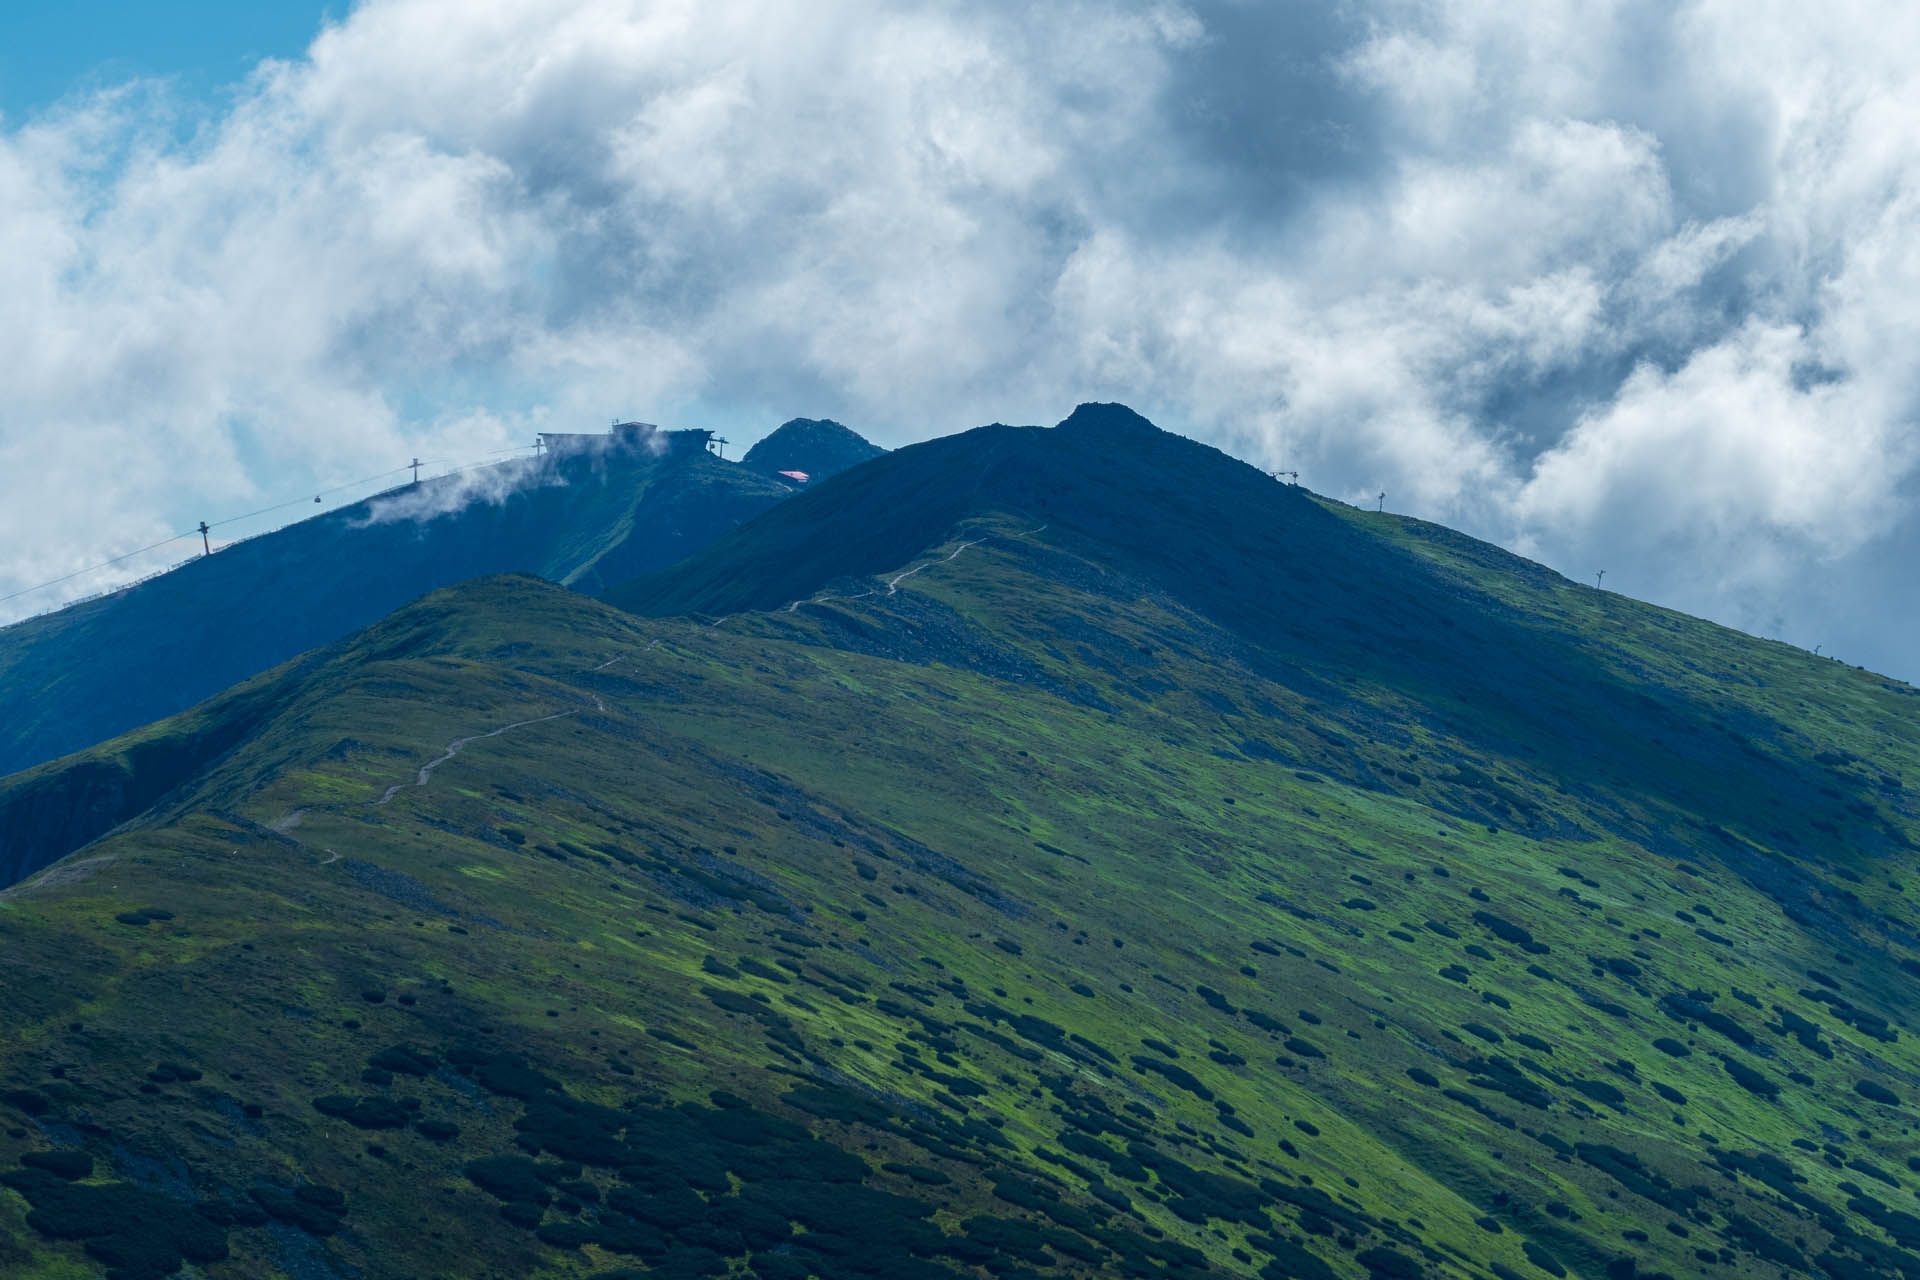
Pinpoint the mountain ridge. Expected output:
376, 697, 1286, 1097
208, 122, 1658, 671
614, 406, 1911, 930
0, 420, 883, 780
0, 406, 1915, 1280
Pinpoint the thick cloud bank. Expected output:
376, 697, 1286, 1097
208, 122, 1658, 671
2, 0, 1915, 678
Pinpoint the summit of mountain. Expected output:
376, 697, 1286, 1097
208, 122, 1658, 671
739, 416, 887, 482
612, 404, 1909, 910
0, 405, 1915, 1280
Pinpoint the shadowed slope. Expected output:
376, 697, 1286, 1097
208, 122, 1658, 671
740, 417, 888, 483
0, 406, 1916, 1280
615, 405, 1916, 929
0, 440, 804, 779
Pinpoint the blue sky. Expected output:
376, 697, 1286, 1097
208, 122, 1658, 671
0, 2, 332, 122
1, 0, 1917, 682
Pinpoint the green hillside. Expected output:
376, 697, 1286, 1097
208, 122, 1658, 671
0, 416, 882, 783
0, 407, 1917, 1280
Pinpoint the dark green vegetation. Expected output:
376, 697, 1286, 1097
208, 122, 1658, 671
0, 417, 882, 791
0, 404, 1917, 1280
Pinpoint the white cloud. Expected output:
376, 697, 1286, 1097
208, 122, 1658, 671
1519, 320, 1893, 544
0, 0, 1917, 680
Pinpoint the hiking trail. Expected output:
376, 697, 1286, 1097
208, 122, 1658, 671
375, 709, 580, 806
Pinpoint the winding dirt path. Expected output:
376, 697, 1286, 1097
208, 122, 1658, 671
782, 527, 1046, 615
375, 708, 580, 807
374, 528, 1051, 808
592, 639, 661, 669
882, 538, 985, 593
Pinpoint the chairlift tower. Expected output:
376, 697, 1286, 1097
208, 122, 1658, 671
198, 522, 211, 555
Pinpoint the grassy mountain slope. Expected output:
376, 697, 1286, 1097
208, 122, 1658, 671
0, 646, 323, 887
615, 406, 1914, 918
0, 439, 808, 781
0, 409, 1917, 1280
